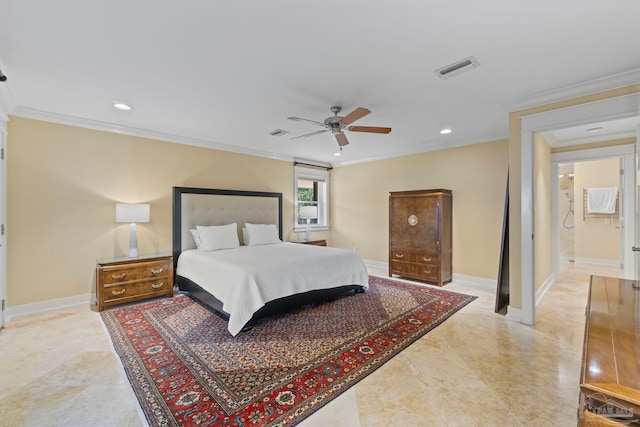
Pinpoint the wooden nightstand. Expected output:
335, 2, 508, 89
292, 239, 327, 246
96, 253, 174, 311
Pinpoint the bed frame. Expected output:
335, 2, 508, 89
172, 186, 364, 331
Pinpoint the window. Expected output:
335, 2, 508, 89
294, 165, 330, 231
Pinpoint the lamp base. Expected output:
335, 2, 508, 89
305, 219, 311, 241
128, 223, 139, 258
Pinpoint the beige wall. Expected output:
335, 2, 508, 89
332, 139, 508, 280
8, 117, 507, 308
573, 158, 620, 261
533, 134, 552, 291
508, 83, 640, 310
6, 117, 303, 307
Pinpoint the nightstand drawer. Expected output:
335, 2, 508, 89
101, 260, 171, 285
103, 279, 171, 305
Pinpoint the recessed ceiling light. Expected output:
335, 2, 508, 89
333, 152, 342, 156
586, 126, 604, 133
440, 128, 453, 135
113, 102, 133, 111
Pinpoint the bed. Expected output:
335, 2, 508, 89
172, 187, 369, 335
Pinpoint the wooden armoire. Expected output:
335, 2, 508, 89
389, 189, 452, 286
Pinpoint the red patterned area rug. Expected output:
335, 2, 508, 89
101, 275, 476, 427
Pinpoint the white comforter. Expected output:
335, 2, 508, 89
176, 242, 369, 335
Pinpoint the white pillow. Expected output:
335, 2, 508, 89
196, 223, 240, 251
242, 228, 249, 245
244, 223, 281, 246
189, 229, 203, 249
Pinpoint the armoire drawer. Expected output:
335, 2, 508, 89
390, 249, 439, 264
390, 261, 440, 281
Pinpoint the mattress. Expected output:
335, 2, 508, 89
176, 242, 369, 335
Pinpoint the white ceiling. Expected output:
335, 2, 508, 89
0, 0, 639, 166
542, 116, 639, 148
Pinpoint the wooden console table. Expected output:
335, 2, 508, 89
578, 275, 640, 426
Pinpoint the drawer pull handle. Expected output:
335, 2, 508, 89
422, 257, 432, 262
111, 273, 126, 280
151, 282, 164, 289
151, 268, 164, 274
396, 265, 404, 271
422, 269, 431, 274
395, 253, 404, 258
111, 289, 126, 296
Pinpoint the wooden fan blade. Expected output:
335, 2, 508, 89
347, 126, 392, 134
340, 107, 371, 125
287, 117, 326, 127
290, 129, 329, 140
335, 132, 349, 147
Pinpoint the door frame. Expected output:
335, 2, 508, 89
519, 93, 640, 325
0, 109, 6, 328
0, 78, 11, 328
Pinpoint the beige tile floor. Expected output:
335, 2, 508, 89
0, 262, 624, 427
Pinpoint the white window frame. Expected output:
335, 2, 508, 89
294, 166, 330, 232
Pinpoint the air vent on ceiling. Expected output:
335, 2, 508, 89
268, 129, 289, 137
434, 56, 480, 80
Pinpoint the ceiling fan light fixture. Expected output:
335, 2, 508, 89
440, 128, 453, 134
333, 152, 342, 156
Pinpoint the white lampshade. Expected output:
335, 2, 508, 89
116, 203, 150, 223
299, 206, 318, 220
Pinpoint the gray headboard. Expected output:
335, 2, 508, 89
172, 187, 283, 267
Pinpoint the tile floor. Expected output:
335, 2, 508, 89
0, 262, 624, 426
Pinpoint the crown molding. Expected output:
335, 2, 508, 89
10, 106, 508, 169
504, 68, 640, 113
10, 106, 295, 163
332, 131, 508, 167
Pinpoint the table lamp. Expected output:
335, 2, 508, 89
116, 203, 150, 258
299, 206, 318, 241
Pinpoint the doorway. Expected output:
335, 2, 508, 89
556, 158, 622, 268
551, 144, 634, 283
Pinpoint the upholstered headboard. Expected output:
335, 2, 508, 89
172, 187, 283, 266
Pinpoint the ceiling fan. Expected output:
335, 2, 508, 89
288, 106, 391, 147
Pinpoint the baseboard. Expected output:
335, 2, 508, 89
451, 274, 496, 289
573, 257, 621, 267
4, 293, 94, 325
535, 272, 556, 307
362, 259, 388, 270
505, 305, 524, 323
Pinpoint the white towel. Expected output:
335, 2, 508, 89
587, 187, 618, 214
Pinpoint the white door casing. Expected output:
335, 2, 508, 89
518, 93, 640, 325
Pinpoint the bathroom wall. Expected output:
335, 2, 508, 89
558, 164, 575, 260
573, 158, 620, 264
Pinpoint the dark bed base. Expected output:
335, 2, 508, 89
176, 275, 365, 332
